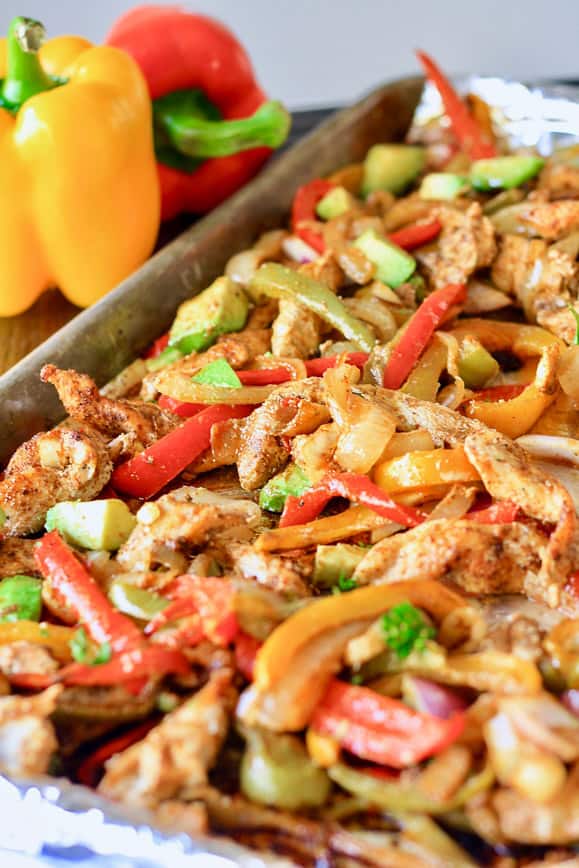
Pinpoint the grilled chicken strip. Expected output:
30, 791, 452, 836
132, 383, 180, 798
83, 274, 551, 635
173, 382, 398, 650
99, 669, 235, 808
419, 202, 497, 290
41, 364, 175, 456
0, 539, 39, 578
0, 685, 61, 777
0, 426, 112, 536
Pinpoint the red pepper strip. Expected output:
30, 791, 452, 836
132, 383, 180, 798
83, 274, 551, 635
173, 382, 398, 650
467, 501, 520, 524
235, 632, 262, 681
238, 368, 293, 386
305, 352, 369, 377
158, 394, 206, 418
388, 219, 442, 251
144, 597, 198, 636
56, 646, 189, 686
7, 673, 55, 690
35, 531, 142, 653
311, 679, 465, 769
144, 332, 170, 359
76, 719, 156, 788
279, 472, 426, 529
165, 575, 239, 646
469, 384, 527, 403
382, 282, 467, 390
416, 51, 497, 160
565, 570, 579, 599
291, 179, 335, 254
112, 404, 253, 498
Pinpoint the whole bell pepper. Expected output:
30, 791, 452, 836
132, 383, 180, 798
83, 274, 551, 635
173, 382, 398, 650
107, 5, 291, 219
0, 16, 160, 315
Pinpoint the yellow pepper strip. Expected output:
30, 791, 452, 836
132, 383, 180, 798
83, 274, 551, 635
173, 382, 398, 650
401, 336, 448, 402
255, 505, 391, 553
154, 367, 276, 405
0, 620, 74, 662
374, 447, 480, 496
449, 318, 563, 358
464, 345, 559, 439
0, 21, 159, 314
254, 580, 465, 690
306, 728, 341, 768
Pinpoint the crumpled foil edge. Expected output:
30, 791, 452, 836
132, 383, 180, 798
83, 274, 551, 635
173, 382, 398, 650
1, 76, 578, 868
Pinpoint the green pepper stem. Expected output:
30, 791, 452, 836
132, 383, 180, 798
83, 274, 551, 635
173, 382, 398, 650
155, 99, 291, 159
1, 16, 56, 110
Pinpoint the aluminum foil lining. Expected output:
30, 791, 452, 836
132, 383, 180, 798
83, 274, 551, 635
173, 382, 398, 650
1, 76, 578, 868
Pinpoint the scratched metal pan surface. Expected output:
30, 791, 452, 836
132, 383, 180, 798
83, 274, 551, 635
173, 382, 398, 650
0, 75, 422, 463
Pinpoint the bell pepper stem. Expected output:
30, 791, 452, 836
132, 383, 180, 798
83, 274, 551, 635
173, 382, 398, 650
155, 99, 291, 159
1, 16, 56, 110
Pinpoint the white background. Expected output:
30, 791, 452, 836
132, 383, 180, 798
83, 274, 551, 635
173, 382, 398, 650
1, 0, 577, 108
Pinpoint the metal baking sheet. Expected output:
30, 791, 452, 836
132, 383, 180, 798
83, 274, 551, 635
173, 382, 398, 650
0, 75, 578, 867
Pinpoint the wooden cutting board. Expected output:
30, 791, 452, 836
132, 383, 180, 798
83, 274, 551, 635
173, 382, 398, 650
0, 290, 80, 375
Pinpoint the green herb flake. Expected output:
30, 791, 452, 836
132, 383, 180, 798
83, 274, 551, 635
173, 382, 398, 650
70, 627, 111, 666
192, 358, 242, 388
381, 601, 435, 660
333, 573, 358, 594
569, 305, 579, 346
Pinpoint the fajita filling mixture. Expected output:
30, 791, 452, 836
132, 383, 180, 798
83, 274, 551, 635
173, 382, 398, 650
0, 55, 579, 866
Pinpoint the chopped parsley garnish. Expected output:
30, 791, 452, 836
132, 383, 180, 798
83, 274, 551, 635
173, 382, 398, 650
381, 601, 435, 659
332, 573, 358, 594
569, 305, 579, 345
70, 627, 112, 666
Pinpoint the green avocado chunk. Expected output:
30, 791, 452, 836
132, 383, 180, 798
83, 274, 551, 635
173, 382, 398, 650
316, 185, 356, 220
419, 172, 469, 200
0, 575, 42, 622
169, 276, 249, 354
192, 358, 242, 388
259, 464, 310, 513
470, 155, 544, 191
313, 543, 366, 588
45, 499, 137, 551
361, 144, 425, 196
353, 229, 416, 288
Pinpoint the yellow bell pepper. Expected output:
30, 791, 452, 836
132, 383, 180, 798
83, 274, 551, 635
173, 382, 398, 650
255, 505, 391, 553
374, 447, 480, 496
449, 318, 563, 358
0, 16, 159, 315
0, 620, 74, 661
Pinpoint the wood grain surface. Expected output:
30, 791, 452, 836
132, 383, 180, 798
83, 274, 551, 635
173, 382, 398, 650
0, 290, 80, 375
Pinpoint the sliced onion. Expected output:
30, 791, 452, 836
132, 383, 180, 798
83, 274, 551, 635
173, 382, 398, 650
282, 235, 318, 264
402, 675, 467, 719
226, 249, 261, 287
562, 690, 579, 717
501, 693, 579, 762
343, 297, 397, 343
516, 434, 579, 465
464, 280, 511, 314
427, 485, 477, 522
557, 345, 579, 403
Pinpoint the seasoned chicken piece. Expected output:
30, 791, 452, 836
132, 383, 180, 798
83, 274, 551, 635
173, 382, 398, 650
0, 539, 38, 578
420, 202, 497, 289
354, 518, 545, 596
538, 163, 579, 200
0, 426, 112, 536
0, 685, 61, 777
41, 365, 175, 456
233, 545, 313, 596
117, 486, 260, 572
491, 235, 579, 341
271, 299, 322, 359
518, 200, 579, 240
237, 379, 327, 490
0, 642, 58, 676
154, 800, 209, 838
299, 251, 344, 292
360, 386, 576, 604
99, 670, 235, 808
188, 417, 246, 474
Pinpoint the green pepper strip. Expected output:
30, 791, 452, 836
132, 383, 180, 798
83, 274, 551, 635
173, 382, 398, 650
0, 16, 59, 111
250, 263, 376, 353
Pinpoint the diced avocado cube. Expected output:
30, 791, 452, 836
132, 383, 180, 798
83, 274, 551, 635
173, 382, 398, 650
169, 276, 249, 354
45, 499, 137, 551
313, 544, 366, 588
457, 337, 499, 388
470, 155, 544, 191
353, 229, 416, 288
0, 575, 42, 622
192, 358, 242, 388
419, 173, 469, 200
361, 144, 425, 196
316, 186, 356, 220
259, 464, 310, 513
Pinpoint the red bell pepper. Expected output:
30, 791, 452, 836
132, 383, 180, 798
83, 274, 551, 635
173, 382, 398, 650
467, 500, 520, 524
311, 679, 465, 768
304, 352, 369, 376
35, 531, 142, 653
158, 394, 205, 418
144, 332, 169, 359
291, 179, 335, 254
416, 51, 497, 161
280, 472, 426, 529
76, 719, 156, 788
56, 645, 189, 686
238, 368, 293, 386
112, 404, 253, 498
145, 576, 238, 647
107, 6, 290, 219
388, 219, 442, 251
469, 384, 527, 403
566, 570, 579, 599
382, 282, 467, 390
235, 632, 262, 681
